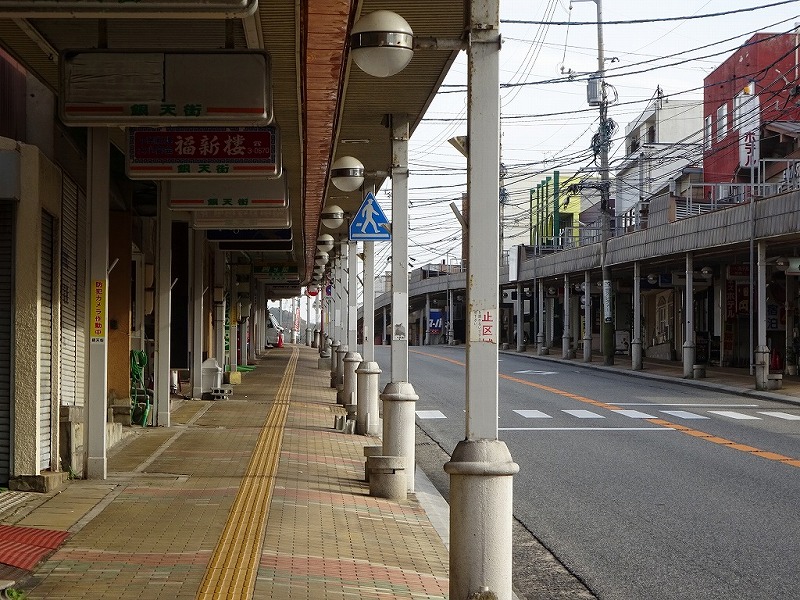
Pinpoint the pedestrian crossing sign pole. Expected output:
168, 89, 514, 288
349, 192, 391, 241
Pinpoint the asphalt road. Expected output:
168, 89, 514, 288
374, 344, 800, 600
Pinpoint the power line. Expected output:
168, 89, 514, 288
502, 1, 800, 26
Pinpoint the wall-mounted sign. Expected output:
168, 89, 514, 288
91, 279, 106, 343
61, 50, 272, 126
127, 126, 280, 179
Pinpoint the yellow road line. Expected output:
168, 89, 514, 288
197, 346, 299, 599
411, 349, 799, 468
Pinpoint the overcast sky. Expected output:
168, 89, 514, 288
363, 0, 800, 270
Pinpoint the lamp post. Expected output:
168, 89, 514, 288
350, 7, 516, 596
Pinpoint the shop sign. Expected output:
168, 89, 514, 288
252, 265, 299, 282
61, 50, 272, 126
128, 126, 280, 179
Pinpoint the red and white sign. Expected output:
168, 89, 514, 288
128, 126, 280, 179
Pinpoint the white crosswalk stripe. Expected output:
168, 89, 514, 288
612, 409, 656, 419
660, 410, 709, 419
415, 410, 447, 419
514, 409, 552, 419
562, 409, 604, 419
757, 411, 800, 420
708, 410, 761, 420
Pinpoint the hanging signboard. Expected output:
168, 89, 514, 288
0, 0, 258, 18
127, 126, 280, 179
252, 265, 300, 282
60, 50, 272, 126
169, 176, 288, 209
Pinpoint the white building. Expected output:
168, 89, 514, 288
615, 93, 703, 218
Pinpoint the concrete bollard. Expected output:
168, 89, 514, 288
342, 351, 362, 412
367, 455, 407, 500
363, 445, 382, 482
328, 340, 340, 386
356, 361, 381, 436
693, 364, 706, 379
380, 381, 418, 492
335, 344, 348, 403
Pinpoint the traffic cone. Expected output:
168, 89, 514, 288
277, 332, 284, 348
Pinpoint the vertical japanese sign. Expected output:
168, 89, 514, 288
470, 307, 497, 343
91, 280, 106, 343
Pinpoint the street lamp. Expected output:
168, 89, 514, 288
321, 204, 344, 229
350, 6, 517, 599
350, 10, 414, 78
331, 156, 366, 192
317, 233, 335, 252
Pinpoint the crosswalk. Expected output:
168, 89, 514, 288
414, 406, 800, 425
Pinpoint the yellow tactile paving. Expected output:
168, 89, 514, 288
197, 346, 298, 600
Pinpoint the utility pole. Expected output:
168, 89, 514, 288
575, 0, 614, 364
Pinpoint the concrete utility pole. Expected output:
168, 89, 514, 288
576, 0, 614, 365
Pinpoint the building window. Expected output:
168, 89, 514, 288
716, 103, 728, 142
704, 115, 712, 150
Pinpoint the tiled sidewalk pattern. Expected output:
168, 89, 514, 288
1, 345, 450, 599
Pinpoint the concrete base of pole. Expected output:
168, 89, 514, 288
516, 344, 526, 352
444, 439, 519, 600
305, 328, 313, 346
356, 361, 381, 436
343, 351, 362, 413
363, 445, 382, 482
335, 345, 348, 402
328, 341, 340, 388
754, 346, 770, 390
537, 334, 548, 355
631, 339, 643, 371
583, 336, 592, 362
562, 334, 571, 359
380, 381, 418, 492
682, 341, 696, 378
312, 330, 320, 348
367, 455, 407, 500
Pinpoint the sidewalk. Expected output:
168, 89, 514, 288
0, 345, 449, 599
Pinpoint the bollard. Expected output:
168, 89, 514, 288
335, 344, 348, 403
342, 351, 362, 412
356, 361, 382, 436
693, 364, 706, 379
367, 455, 407, 500
329, 340, 340, 387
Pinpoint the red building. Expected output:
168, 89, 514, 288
703, 32, 800, 185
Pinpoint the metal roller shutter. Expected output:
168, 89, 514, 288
0, 203, 13, 483
40, 210, 54, 471
58, 177, 86, 406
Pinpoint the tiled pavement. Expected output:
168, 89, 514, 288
0, 345, 448, 599
2, 342, 799, 599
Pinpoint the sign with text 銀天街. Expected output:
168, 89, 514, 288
91, 280, 106, 343
127, 126, 281, 179
60, 50, 272, 126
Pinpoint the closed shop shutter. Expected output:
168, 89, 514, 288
0, 203, 13, 483
40, 210, 54, 471
59, 177, 86, 408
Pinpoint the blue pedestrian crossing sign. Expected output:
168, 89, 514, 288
349, 192, 391, 241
